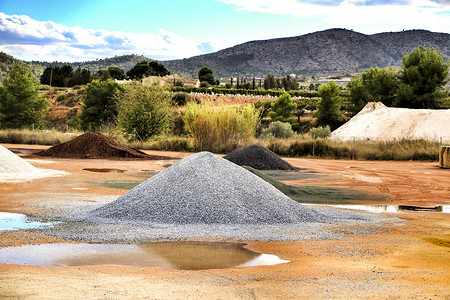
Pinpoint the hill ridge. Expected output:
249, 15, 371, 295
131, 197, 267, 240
1, 29, 449, 79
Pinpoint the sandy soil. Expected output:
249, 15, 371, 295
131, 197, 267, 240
0, 144, 449, 299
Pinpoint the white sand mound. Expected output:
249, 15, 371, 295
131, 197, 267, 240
0, 145, 67, 182
331, 102, 450, 142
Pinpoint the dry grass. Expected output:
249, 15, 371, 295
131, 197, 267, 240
0, 129, 81, 145
0, 129, 441, 161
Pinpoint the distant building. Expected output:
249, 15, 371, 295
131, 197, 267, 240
114, 79, 133, 84
142, 75, 200, 88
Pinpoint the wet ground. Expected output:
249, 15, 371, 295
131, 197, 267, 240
0, 241, 288, 269
0, 144, 449, 299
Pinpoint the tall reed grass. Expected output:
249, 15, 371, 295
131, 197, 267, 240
183, 103, 260, 152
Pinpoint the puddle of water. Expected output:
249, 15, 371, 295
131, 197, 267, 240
0, 242, 289, 270
83, 168, 126, 173
311, 204, 450, 213
0, 212, 55, 231
91, 180, 143, 190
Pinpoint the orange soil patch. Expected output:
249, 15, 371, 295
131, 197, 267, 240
0, 145, 449, 299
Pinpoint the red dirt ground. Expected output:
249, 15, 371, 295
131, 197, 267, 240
0, 144, 449, 299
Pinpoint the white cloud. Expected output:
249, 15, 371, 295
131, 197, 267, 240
217, 0, 450, 34
0, 12, 220, 62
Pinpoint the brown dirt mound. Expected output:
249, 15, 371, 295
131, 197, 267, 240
36, 132, 170, 160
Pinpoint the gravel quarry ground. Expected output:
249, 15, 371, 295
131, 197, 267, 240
0, 144, 449, 299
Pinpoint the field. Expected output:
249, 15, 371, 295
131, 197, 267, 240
0, 144, 449, 299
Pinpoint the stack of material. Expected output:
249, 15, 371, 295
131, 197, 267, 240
0, 145, 66, 182
440, 146, 450, 169
224, 145, 298, 170
88, 152, 323, 224
37, 132, 170, 160
331, 102, 450, 141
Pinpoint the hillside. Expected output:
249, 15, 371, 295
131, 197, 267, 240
34, 54, 149, 73
0, 52, 44, 81
1, 29, 449, 80
162, 29, 450, 78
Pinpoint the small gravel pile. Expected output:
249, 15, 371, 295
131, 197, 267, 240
0, 145, 66, 182
37, 132, 169, 160
88, 152, 324, 224
224, 145, 298, 170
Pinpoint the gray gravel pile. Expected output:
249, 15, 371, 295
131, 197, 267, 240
224, 145, 298, 170
88, 151, 324, 225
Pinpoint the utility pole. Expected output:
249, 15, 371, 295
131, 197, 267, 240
49, 66, 53, 87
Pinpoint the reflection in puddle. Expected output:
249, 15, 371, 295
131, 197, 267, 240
83, 168, 126, 173
0, 212, 55, 230
0, 242, 289, 270
312, 204, 450, 213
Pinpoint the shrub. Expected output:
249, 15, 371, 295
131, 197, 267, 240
183, 103, 260, 152
260, 121, 295, 139
117, 83, 173, 141
172, 92, 187, 106
308, 125, 331, 139
199, 81, 210, 88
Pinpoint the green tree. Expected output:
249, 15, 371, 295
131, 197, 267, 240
394, 46, 450, 108
0, 64, 49, 128
127, 60, 170, 80
78, 79, 123, 131
264, 74, 276, 90
316, 81, 342, 128
269, 92, 297, 123
198, 67, 216, 85
93, 69, 112, 81
41, 65, 91, 86
281, 75, 299, 91
148, 61, 170, 77
127, 61, 151, 80
117, 83, 173, 141
348, 67, 399, 112
107, 67, 125, 80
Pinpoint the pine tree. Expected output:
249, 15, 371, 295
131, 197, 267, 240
0, 64, 49, 128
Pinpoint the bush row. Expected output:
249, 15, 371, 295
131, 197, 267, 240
170, 86, 321, 98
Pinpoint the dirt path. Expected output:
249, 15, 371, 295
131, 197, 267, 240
0, 145, 449, 299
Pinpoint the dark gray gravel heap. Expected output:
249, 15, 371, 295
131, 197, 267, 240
88, 152, 324, 225
223, 145, 298, 170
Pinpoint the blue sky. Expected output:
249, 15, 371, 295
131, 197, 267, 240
0, 0, 449, 62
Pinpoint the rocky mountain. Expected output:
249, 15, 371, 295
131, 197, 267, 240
162, 29, 450, 78
2, 29, 449, 80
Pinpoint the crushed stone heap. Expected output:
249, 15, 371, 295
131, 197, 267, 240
223, 145, 298, 170
0, 145, 37, 174
37, 132, 169, 159
0, 145, 66, 181
88, 152, 323, 224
